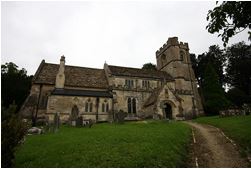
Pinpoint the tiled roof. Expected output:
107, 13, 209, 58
33, 62, 109, 89
143, 87, 163, 107
108, 65, 174, 80
52, 88, 113, 98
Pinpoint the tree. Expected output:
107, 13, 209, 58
202, 63, 231, 115
226, 87, 251, 107
193, 45, 226, 88
206, 1, 251, 47
1, 62, 33, 113
225, 42, 251, 95
142, 63, 157, 70
1, 103, 28, 167
190, 54, 199, 80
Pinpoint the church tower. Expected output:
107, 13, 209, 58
156, 37, 204, 117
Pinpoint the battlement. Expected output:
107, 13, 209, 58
179, 42, 189, 50
156, 37, 189, 56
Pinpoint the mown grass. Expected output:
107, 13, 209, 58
194, 115, 251, 155
14, 121, 191, 168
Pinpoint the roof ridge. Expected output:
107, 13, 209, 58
108, 64, 162, 72
44, 62, 104, 70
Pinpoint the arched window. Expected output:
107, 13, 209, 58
161, 54, 166, 60
161, 54, 166, 66
90, 103, 93, 112
128, 98, 131, 113
106, 103, 109, 112
132, 98, 136, 114
85, 102, 88, 112
102, 103, 105, 112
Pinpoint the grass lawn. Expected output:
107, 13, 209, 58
194, 115, 251, 155
14, 121, 191, 167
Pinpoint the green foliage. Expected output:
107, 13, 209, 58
14, 122, 191, 167
195, 45, 226, 87
202, 63, 231, 115
142, 63, 157, 70
206, 1, 251, 46
191, 43, 251, 109
225, 42, 251, 96
226, 87, 251, 107
1, 62, 33, 112
2, 101, 17, 122
1, 104, 28, 167
194, 115, 251, 154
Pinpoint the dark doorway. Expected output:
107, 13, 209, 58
164, 103, 172, 119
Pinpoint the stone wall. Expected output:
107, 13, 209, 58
113, 89, 152, 114
20, 84, 54, 119
111, 76, 159, 90
47, 95, 112, 122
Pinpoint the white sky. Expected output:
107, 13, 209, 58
1, 1, 250, 75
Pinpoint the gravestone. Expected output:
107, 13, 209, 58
70, 105, 79, 126
76, 116, 83, 127
53, 112, 60, 132
115, 110, 127, 123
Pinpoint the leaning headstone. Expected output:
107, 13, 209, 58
86, 119, 94, 128
53, 112, 60, 132
71, 121, 76, 126
242, 104, 251, 115
116, 110, 127, 123
28, 127, 44, 135
76, 116, 83, 127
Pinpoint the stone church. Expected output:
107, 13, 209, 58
20, 37, 204, 122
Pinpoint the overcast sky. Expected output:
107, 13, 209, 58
2, 1, 250, 75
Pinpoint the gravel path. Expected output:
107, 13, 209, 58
185, 121, 249, 168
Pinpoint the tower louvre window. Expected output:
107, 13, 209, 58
180, 51, 185, 61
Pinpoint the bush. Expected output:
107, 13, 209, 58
1, 114, 28, 167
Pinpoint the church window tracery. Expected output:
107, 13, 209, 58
142, 80, 150, 88
125, 79, 134, 88
127, 97, 137, 114
85, 99, 93, 112
102, 100, 109, 113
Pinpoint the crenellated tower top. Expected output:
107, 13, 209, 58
156, 37, 189, 57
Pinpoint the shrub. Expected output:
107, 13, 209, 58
1, 114, 28, 167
